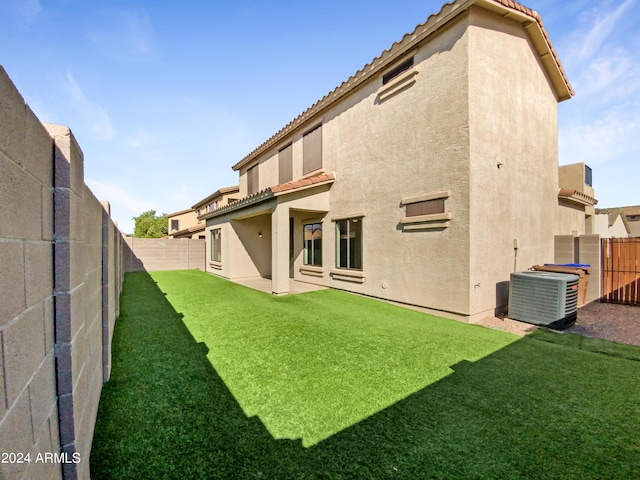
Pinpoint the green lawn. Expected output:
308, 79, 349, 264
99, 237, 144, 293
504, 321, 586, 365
91, 270, 640, 479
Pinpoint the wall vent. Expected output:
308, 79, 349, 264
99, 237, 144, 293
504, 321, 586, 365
508, 271, 579, 329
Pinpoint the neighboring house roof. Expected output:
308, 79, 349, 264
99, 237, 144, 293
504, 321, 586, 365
167, 208, 194, 218
200, 173, 335, 221
620, 205, 640, 217
558, 188, 597, 207
191, 185, 240, 210
597, 205, 640, 234
232, 0, 573, 172
171, 224, 206, 238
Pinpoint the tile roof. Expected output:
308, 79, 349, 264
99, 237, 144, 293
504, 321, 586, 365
270, 173, 335, 194
558, 188, 598, 207
170, 224, 205, 238
191, 185, 240, 209
199, 173, 335, 221
166, 208, 194, 218
232, 0, 572, 172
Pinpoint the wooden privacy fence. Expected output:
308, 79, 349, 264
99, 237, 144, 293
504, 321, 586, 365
601, 237, 640, 305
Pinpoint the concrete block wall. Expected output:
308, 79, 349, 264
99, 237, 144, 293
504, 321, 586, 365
1, 66, 124, 480
1, 66, 61, 480
123, 237, 205, 272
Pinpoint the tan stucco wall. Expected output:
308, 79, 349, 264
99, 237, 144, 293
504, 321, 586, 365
222, 6, 573, 320
608, 216, 629, 238
467, 6, 563, 318
230, 15, 473, 316
206, 204, 274, 279
559, 162, 594, 198
627, 219, 640, 237
168, 209, 200, 236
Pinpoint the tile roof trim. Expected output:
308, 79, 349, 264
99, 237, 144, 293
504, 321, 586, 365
271, 173, 335, 195
232, 0, 572, 172
558, 188, 598, 207
170, 224, 205, 238
166, 208, 194, 218
199, 189, 275, 221
191, 185, 240, 209
200, 173, 335, 221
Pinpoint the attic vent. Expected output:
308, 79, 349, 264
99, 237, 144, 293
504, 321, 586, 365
508, 271, 579, 329
383, 57, 414, 84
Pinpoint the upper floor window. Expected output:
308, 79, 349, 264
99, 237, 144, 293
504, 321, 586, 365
279, 144, 293, 184
247, 164, 259, 195
303, 125, 322, 175
336, 218, 362, 270
585, 165, 592, 187
171, 219, 179, 231
383, 57, 414, 85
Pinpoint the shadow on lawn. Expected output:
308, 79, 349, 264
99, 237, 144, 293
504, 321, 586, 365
90, 272, 640, 480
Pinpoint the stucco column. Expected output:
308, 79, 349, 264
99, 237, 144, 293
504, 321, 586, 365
271, 202, 289, 295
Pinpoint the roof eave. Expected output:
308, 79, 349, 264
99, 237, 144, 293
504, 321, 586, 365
191, 185, 240, 209
231, 0, 573, 172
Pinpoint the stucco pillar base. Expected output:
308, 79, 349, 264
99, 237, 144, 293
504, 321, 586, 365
271, 203, 289, 295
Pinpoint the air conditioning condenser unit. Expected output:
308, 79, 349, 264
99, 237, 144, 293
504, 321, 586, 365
508, 271, 579, 329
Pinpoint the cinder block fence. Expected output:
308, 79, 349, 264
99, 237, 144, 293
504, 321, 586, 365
0, 66, 204, 479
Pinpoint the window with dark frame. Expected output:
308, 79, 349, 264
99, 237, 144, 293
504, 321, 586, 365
303, 223, 322, 267
211, 229, 221, 262
406, 198, 445, 217
584, 164, 592, 187
247, 164, 259, 195
382, 57, 414, 85
336, 218, 362, 270
303, 125, 322, 175
279, 144, 293, 184
171, 219, 179, 231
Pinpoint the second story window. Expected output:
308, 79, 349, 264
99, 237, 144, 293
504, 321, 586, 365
279, 144, 293, 184
247, 164, 259, 195
171, 219, 179, 231
303, 125, 322, 175
585, 165, 592, 187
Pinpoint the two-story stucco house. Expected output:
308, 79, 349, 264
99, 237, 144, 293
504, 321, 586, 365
200, 0, 581, 322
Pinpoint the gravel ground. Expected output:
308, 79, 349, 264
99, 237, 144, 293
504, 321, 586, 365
476, 302, 640, 347
570, 301, 640, 347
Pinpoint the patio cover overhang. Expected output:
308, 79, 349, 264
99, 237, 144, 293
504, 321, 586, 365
205, 174, 335, 295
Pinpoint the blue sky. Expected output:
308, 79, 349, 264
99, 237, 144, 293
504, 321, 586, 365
1, 0, 638, 233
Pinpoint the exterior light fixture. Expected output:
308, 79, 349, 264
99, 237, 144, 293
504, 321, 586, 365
258, 232, 263, 238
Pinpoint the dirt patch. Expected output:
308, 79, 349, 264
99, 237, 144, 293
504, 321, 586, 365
570, 301, 640, 347
474, 316, 539, 337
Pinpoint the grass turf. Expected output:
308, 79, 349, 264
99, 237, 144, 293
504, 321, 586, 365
90, 270, 640, 479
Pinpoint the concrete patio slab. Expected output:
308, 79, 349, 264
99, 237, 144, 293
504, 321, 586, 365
230, 277, 327, 295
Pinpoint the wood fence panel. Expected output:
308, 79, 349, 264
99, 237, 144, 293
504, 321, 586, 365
601, 238, 640, 305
